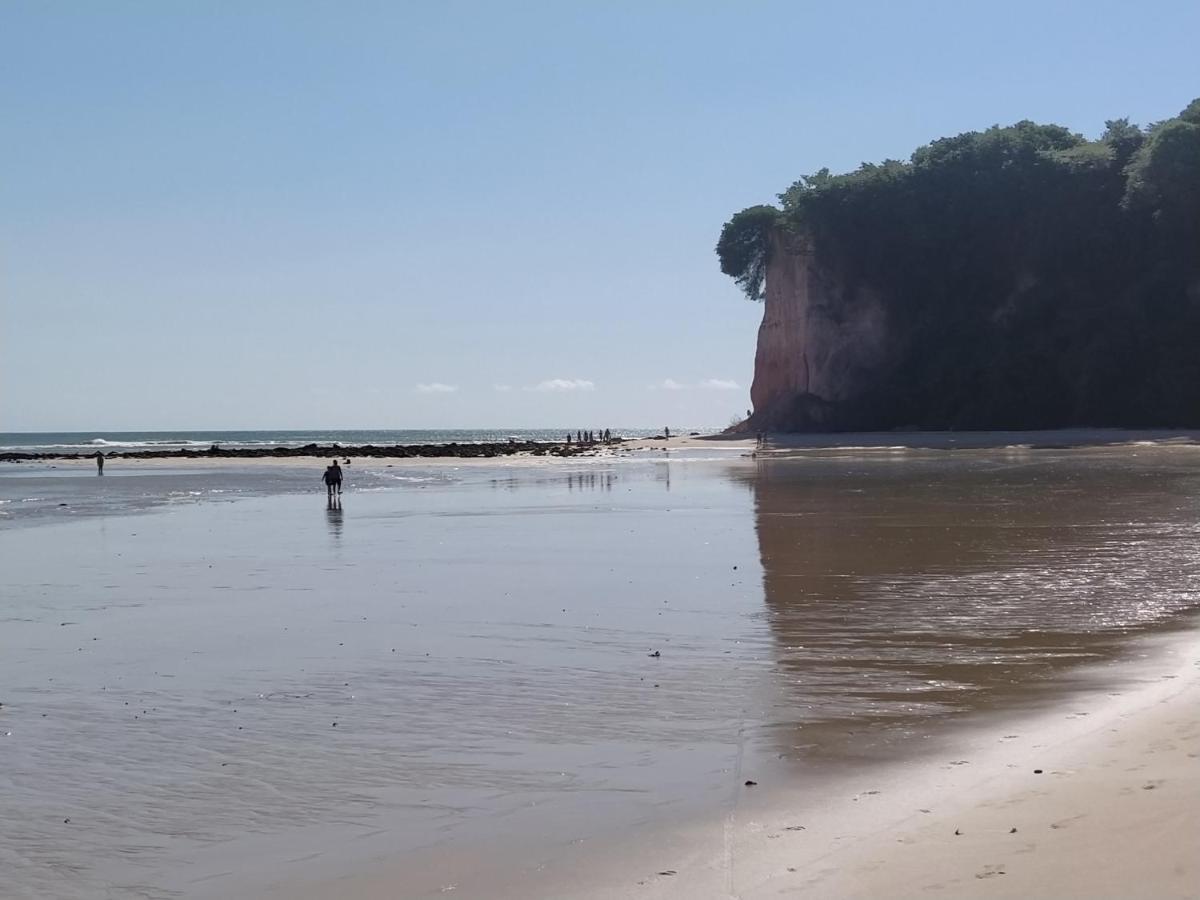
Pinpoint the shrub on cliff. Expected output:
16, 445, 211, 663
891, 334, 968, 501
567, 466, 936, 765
718, 98, 1200, 430
716, 205, 780, 301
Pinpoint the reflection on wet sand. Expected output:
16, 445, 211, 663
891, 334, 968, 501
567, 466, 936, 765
744, 449, 1200, 763
325, 496, 343, 539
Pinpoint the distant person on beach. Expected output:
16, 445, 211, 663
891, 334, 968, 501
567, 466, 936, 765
664, 426, 670, 440
756, 431, 765, 450
94, 450, 104, 474
322, 461, 343, 499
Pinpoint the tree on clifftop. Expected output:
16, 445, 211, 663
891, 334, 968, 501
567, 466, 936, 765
716, 205, 780, 301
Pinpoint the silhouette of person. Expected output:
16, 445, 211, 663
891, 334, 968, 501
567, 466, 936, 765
664, 426, 671, 440
95, 450, 104, 474
322, 462, 342, 499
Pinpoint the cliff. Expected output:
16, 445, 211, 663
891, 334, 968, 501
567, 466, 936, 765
745, 230, 887, 431
721, 102, 1200, 432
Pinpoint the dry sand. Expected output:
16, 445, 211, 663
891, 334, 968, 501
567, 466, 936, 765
613, 633, 1200, 900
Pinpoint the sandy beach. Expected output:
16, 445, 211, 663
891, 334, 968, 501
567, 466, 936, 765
665, 630, 1200, 900
3, 439, 1199, 899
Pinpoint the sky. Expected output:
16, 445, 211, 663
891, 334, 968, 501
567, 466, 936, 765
3, 1, 1198, 431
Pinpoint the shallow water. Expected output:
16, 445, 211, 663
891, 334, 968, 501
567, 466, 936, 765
2, 447, 1200, 898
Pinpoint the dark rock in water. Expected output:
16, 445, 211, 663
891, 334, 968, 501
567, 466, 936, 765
0, 439, 599, 463
744, 779, 757, 786
648, 650, 661, 658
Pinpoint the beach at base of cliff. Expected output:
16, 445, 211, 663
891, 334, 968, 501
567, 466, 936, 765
2, 437, 1199, 899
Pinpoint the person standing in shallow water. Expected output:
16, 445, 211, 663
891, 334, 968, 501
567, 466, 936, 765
95, 450, 104, 474
322, 461, 343, 499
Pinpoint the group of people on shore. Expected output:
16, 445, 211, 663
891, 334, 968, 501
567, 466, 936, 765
565, 429, 612, 445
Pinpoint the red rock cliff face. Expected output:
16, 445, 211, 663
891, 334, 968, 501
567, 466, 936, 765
749, 230, 888, 429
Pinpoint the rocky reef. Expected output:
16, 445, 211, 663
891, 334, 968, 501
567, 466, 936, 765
0, 440, 622, 463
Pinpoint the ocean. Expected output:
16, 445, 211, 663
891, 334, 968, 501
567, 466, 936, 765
0, 428, 696, 456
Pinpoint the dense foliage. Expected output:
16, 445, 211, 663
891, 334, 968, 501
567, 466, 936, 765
718, 100, 1200, 429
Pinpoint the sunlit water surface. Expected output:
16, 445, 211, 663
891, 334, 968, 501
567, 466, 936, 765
2, 446, 1200, 898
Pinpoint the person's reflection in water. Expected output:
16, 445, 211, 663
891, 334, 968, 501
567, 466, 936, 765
326, 494, 343, 540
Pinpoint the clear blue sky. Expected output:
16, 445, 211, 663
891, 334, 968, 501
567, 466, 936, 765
3, 1, 1197, 431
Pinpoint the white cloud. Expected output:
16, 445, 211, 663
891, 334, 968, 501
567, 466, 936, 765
527, 378, 595, 393
414, 382, 459, 394
650, 377, 740, 391
492, 384, 513, 392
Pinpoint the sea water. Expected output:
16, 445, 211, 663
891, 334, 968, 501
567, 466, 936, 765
0, 428, 690, 456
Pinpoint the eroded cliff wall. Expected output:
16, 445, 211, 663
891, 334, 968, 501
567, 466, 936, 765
747, 230, 889, 430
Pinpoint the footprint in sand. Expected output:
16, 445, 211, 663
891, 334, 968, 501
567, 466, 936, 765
1142, 779, 1165, 791
975, 865, 1007, 879
1050, 813, 1087, 830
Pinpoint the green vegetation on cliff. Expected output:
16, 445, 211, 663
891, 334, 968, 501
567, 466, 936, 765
719, 99, 1200, 430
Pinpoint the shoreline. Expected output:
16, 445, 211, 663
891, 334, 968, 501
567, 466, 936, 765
277, 623, 1200, 899
7, 427, 1200, 465
726, 625, 1200, 900
0, 438, 629, 464
0, 438, 755, 473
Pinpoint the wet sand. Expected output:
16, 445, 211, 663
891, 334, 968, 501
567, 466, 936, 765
291, 628, 1200, 899
2, 443, 1200, 898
